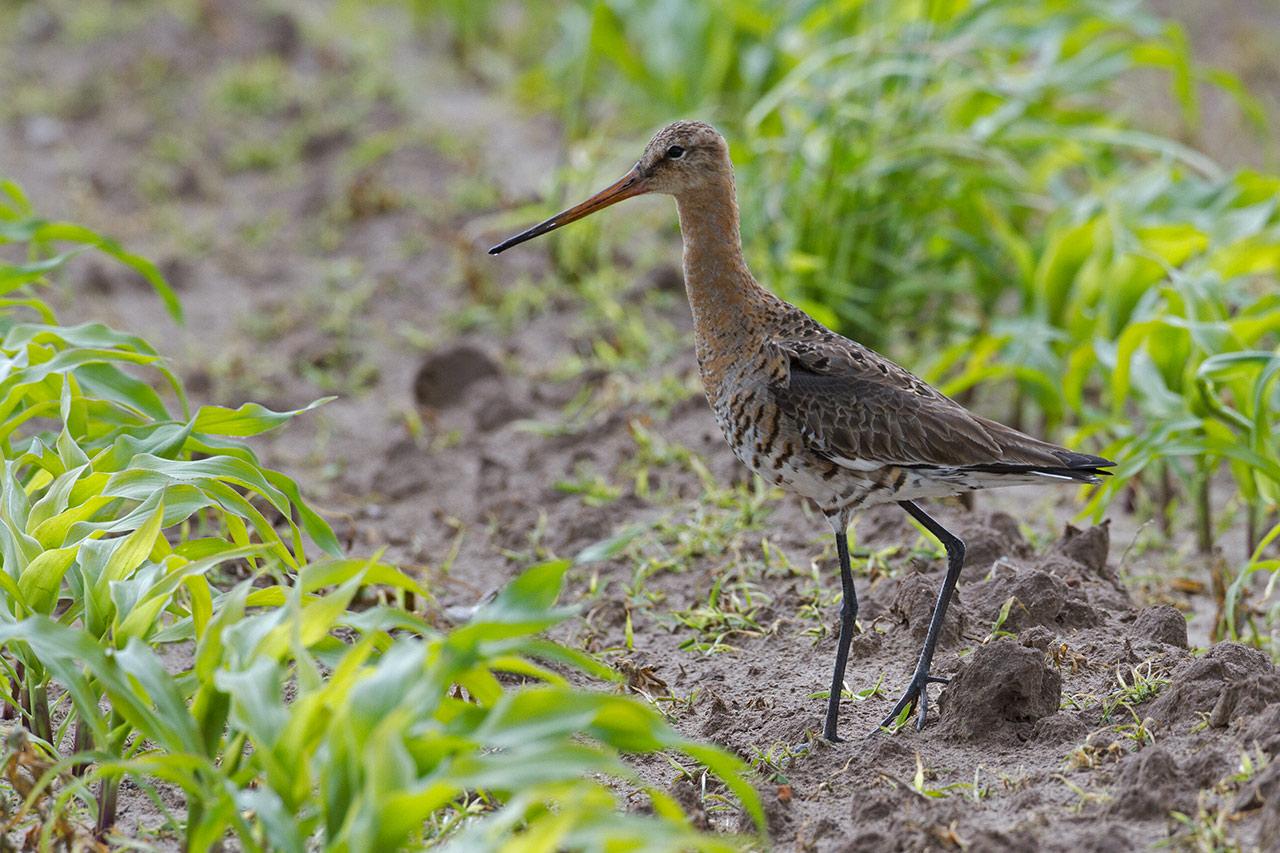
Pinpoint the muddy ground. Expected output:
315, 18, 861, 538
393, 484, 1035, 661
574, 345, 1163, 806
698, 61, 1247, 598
2, 1, 1279, 850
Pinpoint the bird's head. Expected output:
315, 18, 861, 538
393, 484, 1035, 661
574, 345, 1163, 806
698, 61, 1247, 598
488, 120, 728, 255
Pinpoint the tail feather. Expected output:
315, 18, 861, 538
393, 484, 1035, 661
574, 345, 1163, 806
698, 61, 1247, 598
960, 461, 1114, 485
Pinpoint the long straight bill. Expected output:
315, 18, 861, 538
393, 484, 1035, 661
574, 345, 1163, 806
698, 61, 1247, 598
488, 167, 645, 254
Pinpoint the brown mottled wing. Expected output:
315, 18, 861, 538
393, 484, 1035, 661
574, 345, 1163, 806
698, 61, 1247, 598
769, 339, 1078, 469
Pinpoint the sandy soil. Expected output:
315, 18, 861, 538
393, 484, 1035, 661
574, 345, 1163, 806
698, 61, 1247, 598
2, 1, 1279, 849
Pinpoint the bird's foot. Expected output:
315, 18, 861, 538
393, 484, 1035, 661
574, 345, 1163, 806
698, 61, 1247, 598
878, 671, 949, 732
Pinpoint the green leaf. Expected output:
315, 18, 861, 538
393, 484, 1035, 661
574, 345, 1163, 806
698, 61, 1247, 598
99, 497, 165, 591
24, 221, 183, 321
192, 398, 333, 437
574, 525, 644, 564
17, 545, 78, 615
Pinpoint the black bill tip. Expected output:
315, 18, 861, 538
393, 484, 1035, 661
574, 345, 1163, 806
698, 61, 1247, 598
486, 167, 644, 257
487, 217, 562, 255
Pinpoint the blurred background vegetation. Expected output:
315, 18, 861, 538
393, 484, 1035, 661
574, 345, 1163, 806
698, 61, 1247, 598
434, 0, 1280, 639
0, 0, 1278, 845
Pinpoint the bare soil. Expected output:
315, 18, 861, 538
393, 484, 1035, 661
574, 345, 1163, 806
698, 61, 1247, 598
2, 1, 1279, 849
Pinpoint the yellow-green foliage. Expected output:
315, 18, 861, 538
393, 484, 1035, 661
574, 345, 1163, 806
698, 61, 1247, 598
0, 178, 763, 849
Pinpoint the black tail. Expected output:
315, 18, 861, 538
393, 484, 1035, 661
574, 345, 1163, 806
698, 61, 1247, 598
962, 450, 1115, 485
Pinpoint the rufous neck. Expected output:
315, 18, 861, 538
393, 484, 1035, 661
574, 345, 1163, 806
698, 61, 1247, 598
674, 174, 764, 327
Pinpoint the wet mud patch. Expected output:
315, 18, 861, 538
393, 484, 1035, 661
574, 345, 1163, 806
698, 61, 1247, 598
685, 518, 1280, 850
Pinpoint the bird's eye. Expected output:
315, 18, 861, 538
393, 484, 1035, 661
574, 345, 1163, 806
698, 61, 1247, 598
666, 145, 686, 160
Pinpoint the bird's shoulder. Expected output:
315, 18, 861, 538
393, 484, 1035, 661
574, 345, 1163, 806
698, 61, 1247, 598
764, 305, 944, 403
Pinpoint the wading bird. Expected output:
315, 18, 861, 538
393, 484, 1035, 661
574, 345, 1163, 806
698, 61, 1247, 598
489, 121, 1113, 741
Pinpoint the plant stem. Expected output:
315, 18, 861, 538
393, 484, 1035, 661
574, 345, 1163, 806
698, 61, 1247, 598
72, 720, 93, 777
1195, 472, 1213, 555
30, 680, 52, 745
4, 658, 22, 721
96, 775, 119, 838
95, 708, 131, 837
1245, 502, 1259, 561
1159, 463, 1174, 538
1210, 552, 1228, 644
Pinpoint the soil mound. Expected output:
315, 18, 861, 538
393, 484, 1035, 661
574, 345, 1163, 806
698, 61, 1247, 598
1242, 703, 1280, 756
1054, 521, 1111, 575
1148, 643, 1280, 729
1108, 746, 1194, 818
1130, 604, 1189, 648
967, 565, 1099, 633
890, 572, 966, 645
937, 638, 1061, 741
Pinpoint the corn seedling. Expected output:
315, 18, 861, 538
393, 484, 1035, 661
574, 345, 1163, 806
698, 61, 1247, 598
0, 180, 766, 848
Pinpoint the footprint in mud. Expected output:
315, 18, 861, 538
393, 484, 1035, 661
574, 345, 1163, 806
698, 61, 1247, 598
412, 342, 534, 433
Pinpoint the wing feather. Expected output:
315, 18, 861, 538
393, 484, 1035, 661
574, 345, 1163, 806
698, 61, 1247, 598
769, 339, 1105, 471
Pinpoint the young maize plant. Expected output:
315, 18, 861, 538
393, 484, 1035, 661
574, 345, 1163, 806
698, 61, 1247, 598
0, 178, 763, 848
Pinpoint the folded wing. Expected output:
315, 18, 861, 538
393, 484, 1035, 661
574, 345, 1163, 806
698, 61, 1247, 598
769, 339, 1113, 481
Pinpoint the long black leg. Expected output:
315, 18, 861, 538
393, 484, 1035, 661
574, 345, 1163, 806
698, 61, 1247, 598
878, 500, 965, 731
823, 529, 858, 741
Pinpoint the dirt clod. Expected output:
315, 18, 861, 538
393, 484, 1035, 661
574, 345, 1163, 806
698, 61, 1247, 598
957, 512, 1030, 575
1055, 521, 1110, 575
1007, 570, 1072, 630
890, 572, 965, 645
1109, 746, 1193, 818
1130, 604, 1188, 648
1032, 711, 1088, 745
700, 693, 733, 740
474, 385, 532, 431
1210, 670, 1280, 729
1241, 703, 1280, 757
670, 778, 710, 831
79, 259, 146, 296
641, 263, 684, 295
1019, 625, 1057, 650
850, 787, 907, 823
938, 638, 1061, 741
1262, 796, 1280, 853
736, 788, 792, 837
849, 630, 883, 659
1149, 643, 1278, 729
970, 565, 1098, 634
